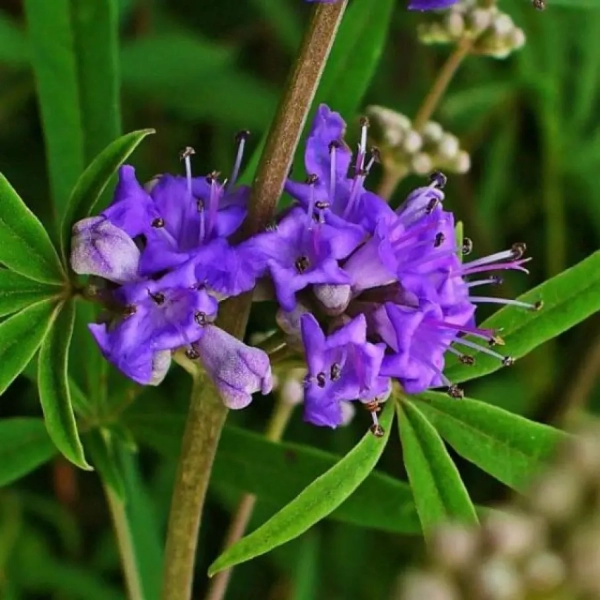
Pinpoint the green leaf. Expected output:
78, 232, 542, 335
0, 270, 61, 317
249, 0, 302, 53
125, 411, 419, 534
445, 250, 600, 384
549, 0, 600, 6
0, 298, 57, 395
0, 418, 57, 486
24, 0, 121, 218
208, 403, 394, 575
86, 429, 126, 500
314, 0, 394, 119
415, 392, 566, 492
397, 400, 478, 536
38, 300, 91, 470
60, 128, 155, 253
0, 12, 29, 66
0, 175, 65, 284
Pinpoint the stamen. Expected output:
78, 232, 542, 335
205, 171, 220, 239
429, 170, 447, 189
453, 336, 514, 365
413, 349, 463, 399
180, 146, 195, 198
356, 116, 369, 172
316, 372, 327, 388
463, 243, 527, 271
469, 296, 542, 311
329, 140, 339, 201
447, 346, 475, 365
148, 290, 165, 305
424, 319, 498, 343
185, 347, 200, 360
151, 217, 165, 228
228, 130, 250, 190
459, 259, 531, 277
466, 276, 503, 288
369, 411, 385, 437
330, 362, 342, 381
194, 311, 208, 326
305, 174, 318, 228
462, 237, 473, 255
343, 169, 367, 219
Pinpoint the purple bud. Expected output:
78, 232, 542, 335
71, 216, 140, 284
193, 325, 272, 409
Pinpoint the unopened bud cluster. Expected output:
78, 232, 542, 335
418, 0, 526, 59
366, 105, 470, 177
396, 423, 600, 600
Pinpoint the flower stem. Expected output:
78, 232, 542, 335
204, 398, 295, 600
161, 374, 229, 600
377, 38, 472, 201
104, 485, 144, 600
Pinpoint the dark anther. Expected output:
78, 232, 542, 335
205, 170, 220, 183
197, 199, 204, 212
305, 173, 319, 185
533, 300, 544, 311
459, 355, 475, 366
315, 201, 330, 210
425, 198, 439, 214
151, 217, 165, 228
359, 116, 370, 128
235, 129, 250, 143
511, 242, 527, 259
364, 400, 380, 413
369, 147, 381, 163
185, 347, 200, 360
194, 311, 208, 326
123, 304, 137, 318
330, 363, 342, 381
316, 372, 327, 388
265, 221, 278, 232
328, 140, 341, 152
491, 276, 504, 285
179, 146, 195, 160
434, 232, 445, 247
462, 237, 473, 255
489, 335, 505, 347
447, 384, 464, 400
369, 424, 385, 438
532, 0, 545, 9
429, 170, 447, 189
148, 290, 165, 305
295, 256, 310, 273
502, 356, 515, 367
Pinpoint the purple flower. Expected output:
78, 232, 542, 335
192, 324, 272, 409
301, 313, 390, 428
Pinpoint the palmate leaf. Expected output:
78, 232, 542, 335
0, 271, 62, 318
38, 299, 90, 470
60, 128, 155, 255
0, 299, 58, 395
0, 418, 57, 486
124, 410, 419, 534
397, 399, 478, 537
208, 403, 394, 575
24, 0, 120, 218
415, 392, 566, 491
0, 175, 65, 284
445, 249, 600, 384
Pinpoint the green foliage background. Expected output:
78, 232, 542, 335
0, 0, 599, 598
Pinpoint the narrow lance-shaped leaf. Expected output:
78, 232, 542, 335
125, 411, 419, 534
208, 403, 394, 575
86, 428, 126, 501
0, 298, 58, 395
0, 418, 58, 486
38, 299, 91, 469
24, 0, 120, 218
397, 399, 478, 537
0, 175, 65, 284
415, 392, 567, 492
445, 249, 600, 384
60, 128, 155, 255
0, 270, 61, 318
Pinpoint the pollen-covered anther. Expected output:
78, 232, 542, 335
330, 362, 342, 381
364, 399, 381, 413
369, 146, 381, 163
447, 384, 464, 399
315, 200, 330, 210
179, 146, 195, 160
459, 354, 476, 366
502, 356, 515, 367
434, 232, 445, 247
533, 300, 544, 311
462, 237, 474, 255
369, 418, 385, 438
429, 170, 447, 189
511, 242, 527, 259
185, 347, 200, 360
489, 335, 506, 347
205, 170, 220, 183
316, 372, 327, 388
305, 173, 319, 185
194, 311, 208, 326
151, 217, 165, 228
148, 290, 165, 305
295, 256, 310, 273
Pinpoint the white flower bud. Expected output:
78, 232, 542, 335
403, 130, 423, 154
453, 150, 471, 174
469, 8, 493, 33
523, 552, 566, 593
493, 14, 514, 36
340, 402, 356, 427
411, 152, 433, 175
400, 571, 459, 600
438, 134, 460, 160
509, 27, 526, 50
445, 12, 465, 38
422, 121, 444, 143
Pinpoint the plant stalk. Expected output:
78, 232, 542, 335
204, 399, 296, 600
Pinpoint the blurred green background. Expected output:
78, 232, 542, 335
0, 0, 599, 598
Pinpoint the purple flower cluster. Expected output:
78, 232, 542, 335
71, 139, 272, 409
305, 0, 459, 11
71, 105, 538, 431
